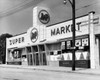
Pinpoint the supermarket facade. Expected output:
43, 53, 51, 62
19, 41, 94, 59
6, 6, 100, 69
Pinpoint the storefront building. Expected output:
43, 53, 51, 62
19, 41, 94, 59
6, 6, 100, 69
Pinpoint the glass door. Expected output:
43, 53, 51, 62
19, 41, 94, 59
30, 54, 33, 65
27, 54, 33, 65
33, 53, 36, 65
39, 52, 47, 65
36, 53, 39, 65
39, 53, 43, 65
43, 53, 47, 65
27, 54, 30, 65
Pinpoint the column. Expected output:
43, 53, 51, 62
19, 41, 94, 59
6, 38, 8, 64
6, 49, 8, 64
89, 11, 96, 69
95, 37, 100, 69
33, 7, 38, 27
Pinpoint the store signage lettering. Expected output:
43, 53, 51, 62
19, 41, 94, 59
9, 37, 24, 45
51, 22, 81, 36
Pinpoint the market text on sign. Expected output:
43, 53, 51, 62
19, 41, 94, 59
51, 22, 81, 36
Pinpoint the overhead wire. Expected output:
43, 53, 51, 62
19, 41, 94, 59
0, 0, 29, 13
76, 2, 99, 11
0, 0, 42, 18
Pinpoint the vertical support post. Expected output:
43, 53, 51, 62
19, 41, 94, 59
6, 39, 8, 64
33, 7, 38, 27
89, 11, 95, 69
25, 47, 29, 65
95, 37, 100, 68
72, 0, 76, 71
6, 49, 8, 64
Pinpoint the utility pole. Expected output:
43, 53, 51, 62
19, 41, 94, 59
63, 0, 76, 71
72, 0, 76, 71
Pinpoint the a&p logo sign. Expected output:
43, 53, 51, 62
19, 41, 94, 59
30, 28, 38, 43
38, 10, 50, 24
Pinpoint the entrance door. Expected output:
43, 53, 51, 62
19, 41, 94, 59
43, 53, 47, 65
30, 54, 33, 65
39, 52, 47, 65
33, 53, 36, 65
36, 53, 39, 65
27, 54, 30, 65
39, 53, 43, 65
32, 52, 47, 66
27, 54, 33, 65
39, 53, 47, 65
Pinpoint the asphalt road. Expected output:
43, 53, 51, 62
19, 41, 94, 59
0, 67, 100, 80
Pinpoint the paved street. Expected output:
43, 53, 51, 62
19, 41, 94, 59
0, 67, 100, 80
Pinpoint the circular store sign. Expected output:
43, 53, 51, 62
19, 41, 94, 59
30, 28, 38, 43
38, 10, 50, 24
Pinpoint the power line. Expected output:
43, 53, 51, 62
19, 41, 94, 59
76, 2, 99, 11
0, 0, 29, 13
0, 0, 42, 18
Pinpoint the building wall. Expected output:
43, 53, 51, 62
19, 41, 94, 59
6, 0, 100, 68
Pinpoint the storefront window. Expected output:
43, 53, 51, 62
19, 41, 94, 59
50, 52, 53, 55
60, 36, 90, 61
27, 47, 31, 53
50, 51, 62, 61
32, 46, 38, 52
39, 45, 45, 51
12, 50, 21, 59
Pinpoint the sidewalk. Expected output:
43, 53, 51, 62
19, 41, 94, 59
0, 64, 100, 75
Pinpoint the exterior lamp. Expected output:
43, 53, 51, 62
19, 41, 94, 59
63, 0, 76, 71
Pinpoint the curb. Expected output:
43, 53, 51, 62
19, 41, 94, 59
0, 65, 100, 76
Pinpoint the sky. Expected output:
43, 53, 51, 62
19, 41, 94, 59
0, 6, 33, 35
0, 0, 100, 36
